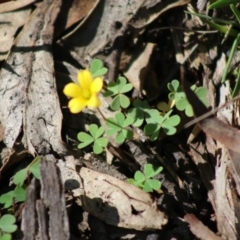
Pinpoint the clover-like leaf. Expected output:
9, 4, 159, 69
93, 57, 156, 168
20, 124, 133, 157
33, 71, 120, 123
13, 186, 26, 202
78, 124, 108, 154
0, 191, 14, 209
144, 164, 163, 178
128, 164, 163, 193
29, 157, 41, 180
0, 233, 11, 240
167, 79, 185, 101
90, 59, 108, 78
13, 168, 28, 186
106, 112, 133, 144
128, 99, 150, 127
104, 76, 133, 110
144, 179, 161, 192
0, 215, 17, 233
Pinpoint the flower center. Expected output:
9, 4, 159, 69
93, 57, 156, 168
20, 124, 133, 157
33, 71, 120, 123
83, 89, 91, 100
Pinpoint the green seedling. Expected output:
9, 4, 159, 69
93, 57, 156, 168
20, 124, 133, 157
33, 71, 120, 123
144, 110, 180, 141
77, 124, 108, 154
106, 112, 134, 144
90, 59, 108, 78
168, 80, 208, 117
0, 157, 40, 209
128, 163, 163, 193
127, 99, 151, 127
0, 215, 17, 240
104, 76, 133, 111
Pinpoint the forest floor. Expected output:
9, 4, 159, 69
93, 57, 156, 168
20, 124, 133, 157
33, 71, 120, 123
0, 0, 240, 240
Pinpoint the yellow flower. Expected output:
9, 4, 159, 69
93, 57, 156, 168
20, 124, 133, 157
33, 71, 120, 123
63, 69, 103, 113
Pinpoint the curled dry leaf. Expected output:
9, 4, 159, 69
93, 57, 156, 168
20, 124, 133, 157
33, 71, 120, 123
79, 167, 168, 231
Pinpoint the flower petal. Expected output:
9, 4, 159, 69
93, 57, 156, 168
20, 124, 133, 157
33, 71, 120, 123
87, 94, 101, 108
63, 83, 82, 98
78, 70, 93, 89
68, 97, 87, 113
91, 77, 103, 93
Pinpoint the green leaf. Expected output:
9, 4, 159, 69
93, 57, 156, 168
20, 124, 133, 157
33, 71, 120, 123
95, 138, 108, 147
78, 141, 93, 149
106, 82, 119, 95
117, 76, 127, 90
134, 171, 145, 182
209, 0, 240, 9
176, 98, 189, 111
162, 125, 177, 135
89, 124, 99, 138
13, 186, 26, 202
120, 83, 133, 93
185, 104, 194, 117
222, 33, 240, 83
92, 68, 108, 78
77, 132, 94, 143
0, 233, 12, 240
119, 94, 130, 109
90, 59, 103, 74
146, 179, 161, 191
115, 112, 125, 124
128, 108, 144, 127
143, 181, 153, 192
122, 129, 133, 140
29, 160, 41, 180
93, 142, 103, 154
110, 95, 121, 110
106, 117, 121, 131
13, 168, 28, 186
0, 215, 17, 233
163, 115, 181, 127
105, 128, 119, 136
144, 123, 159, 135
0, 192, 13, 209
144, 164, 155, 178
115, 131, 125, 144
103, 90, 115, 97
231, 4, 240, 24
123, 116, 134, 128
95, 126, 105, 139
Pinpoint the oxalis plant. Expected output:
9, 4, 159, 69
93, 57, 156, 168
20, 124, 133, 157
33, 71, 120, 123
0, 157, 41, 240
64, 59, 208, 192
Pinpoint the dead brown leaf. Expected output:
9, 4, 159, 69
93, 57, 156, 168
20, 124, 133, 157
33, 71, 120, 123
184, 214, 222, 240
0, 0, 67, 155
80, 167, 168, 230
0, 8, 32, 60
0, 0, 36, 13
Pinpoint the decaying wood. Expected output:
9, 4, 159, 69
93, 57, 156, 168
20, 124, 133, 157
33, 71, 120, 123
22, 155, 69, 240
0, 0, 67, 155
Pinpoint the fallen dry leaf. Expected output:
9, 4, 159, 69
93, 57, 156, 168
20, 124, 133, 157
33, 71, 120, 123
0, 8, 32, 60
124, 43, 160, 100
184, 214, 222, 240
0, 0, 36, 13
0, 0, 67, 155
79, 167, 168, 230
